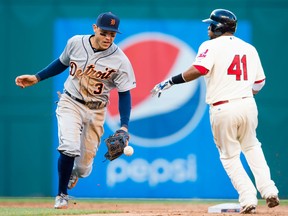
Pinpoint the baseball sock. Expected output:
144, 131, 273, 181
57, 152, 75, 196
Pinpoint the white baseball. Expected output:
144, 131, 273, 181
124, 146, 134, 156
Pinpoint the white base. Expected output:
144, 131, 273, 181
208, 203, 241, 213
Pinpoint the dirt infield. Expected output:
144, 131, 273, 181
1, 200, 287, 216
72, 202, 286, 216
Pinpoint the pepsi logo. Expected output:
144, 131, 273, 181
106, 32, 207, 147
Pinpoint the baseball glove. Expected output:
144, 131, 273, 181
104, 129, 129, 161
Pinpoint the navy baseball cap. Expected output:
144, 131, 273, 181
96, 12, 121, 33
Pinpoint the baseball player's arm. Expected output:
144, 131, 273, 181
35, 58, 68, 82
181, 65, 207, 82
118, 90, 131, 131
15, 58, 68, 88
151, 65, 206, 97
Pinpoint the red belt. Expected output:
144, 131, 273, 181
212, 100, 229, 106
212, 97, 249, 106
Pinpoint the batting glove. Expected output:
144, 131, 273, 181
151, 79, 173, 98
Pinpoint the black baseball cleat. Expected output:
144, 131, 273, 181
266, 195, 280, 208
240, 204, 256, 214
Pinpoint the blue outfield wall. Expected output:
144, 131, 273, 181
52, 18, 252, 198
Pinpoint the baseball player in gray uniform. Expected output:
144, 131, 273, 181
151, 9, 279, 214
15, 12, 136, 209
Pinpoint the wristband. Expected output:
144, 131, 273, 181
171, 73, 186, 84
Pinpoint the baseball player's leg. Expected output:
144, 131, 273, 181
54, 94, 83, 207
220, 154, 258, 207
56, 94, 83, 156
239, 99, 279, 199
56, 153, 74, 200
243, 145, 278, 198
210, 103, 257, 207
72, 108, 105, 178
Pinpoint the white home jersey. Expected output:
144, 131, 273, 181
193, 36, 265, 104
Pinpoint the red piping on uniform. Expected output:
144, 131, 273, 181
194, 65, 209, 75
254, 78, 265, 84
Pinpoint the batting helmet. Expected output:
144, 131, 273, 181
202, 9, 237, 36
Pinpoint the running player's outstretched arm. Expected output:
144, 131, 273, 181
151, 65, 205, 97
182, 65, 205, 81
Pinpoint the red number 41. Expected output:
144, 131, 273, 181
227, 55, 248, 81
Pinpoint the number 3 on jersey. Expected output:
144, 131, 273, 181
227, 55, 247, 81
94, 83, 104, 94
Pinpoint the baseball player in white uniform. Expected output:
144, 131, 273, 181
15, 12, 136, 209
151, 9, 279, 214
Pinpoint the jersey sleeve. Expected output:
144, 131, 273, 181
192, 41, 214, 72
59, 36, 78, 66
114, 57, 136, 92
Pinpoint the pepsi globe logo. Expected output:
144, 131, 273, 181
106, 32, 207, 147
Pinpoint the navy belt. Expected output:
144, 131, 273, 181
64, 90, 106, 109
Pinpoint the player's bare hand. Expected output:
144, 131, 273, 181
15, 75, 38, 88
151, 79, 173, 98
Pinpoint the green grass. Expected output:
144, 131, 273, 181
0, 197, 123, 216
0, 197, 287, 216
0, 208, 120, 216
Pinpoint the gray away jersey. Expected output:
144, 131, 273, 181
59, 35, 136, 103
